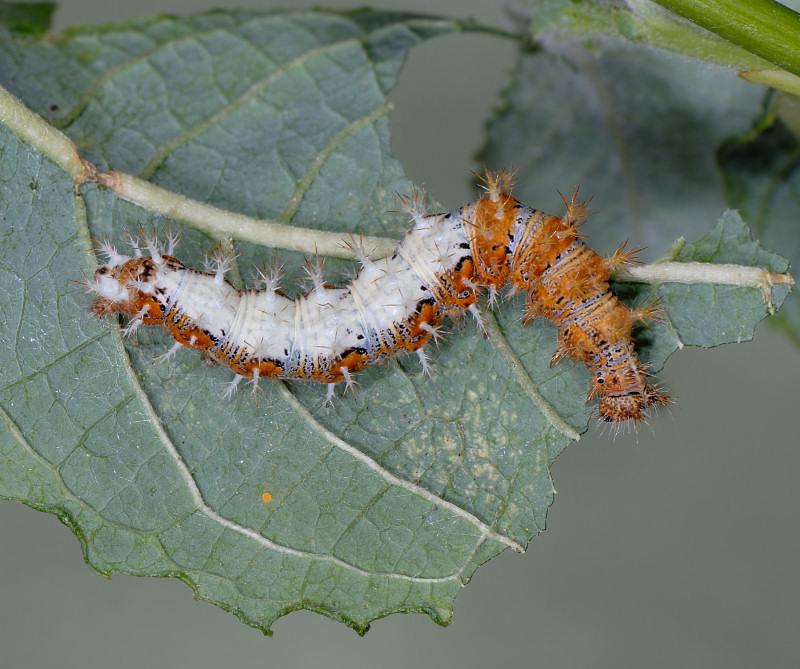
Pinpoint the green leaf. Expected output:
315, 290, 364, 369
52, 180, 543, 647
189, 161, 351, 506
480, 43, 763, 255
0, 8, 791, 634
1, 8, 543, 635
485, 6, 800, 338
617, 211, 792, 372
519, 0, 800, 94
0, 2, 54, 36
666, 211, 791, 343
525, 0, 767, 69
717, 101, 800, 344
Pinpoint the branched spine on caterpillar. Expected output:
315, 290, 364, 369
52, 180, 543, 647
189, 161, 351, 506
89, 169, 670, 424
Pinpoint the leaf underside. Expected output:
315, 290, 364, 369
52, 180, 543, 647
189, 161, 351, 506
0, 8, 790, 633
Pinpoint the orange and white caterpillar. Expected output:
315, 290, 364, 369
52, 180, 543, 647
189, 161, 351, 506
89, 170, 669, 424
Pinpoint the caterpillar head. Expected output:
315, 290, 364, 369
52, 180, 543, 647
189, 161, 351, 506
89, 257, 165, 318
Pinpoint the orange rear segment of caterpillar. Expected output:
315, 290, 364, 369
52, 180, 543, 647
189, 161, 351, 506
470, 170, 670, 426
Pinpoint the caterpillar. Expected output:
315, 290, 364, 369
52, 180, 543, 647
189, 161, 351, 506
89, 170, 669, 424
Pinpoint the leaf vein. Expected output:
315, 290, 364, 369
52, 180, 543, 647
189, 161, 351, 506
483, 311, 582, 442
100, 318, 485, 580
135, 17, 441, 181
277, 384, 524, 552
279, 102, 392, 223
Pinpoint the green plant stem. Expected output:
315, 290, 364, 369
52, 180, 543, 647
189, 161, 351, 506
650, 0, 800, 77
0, 82, 793, 301
621, 261, 793, 313
0, 84, 84, 178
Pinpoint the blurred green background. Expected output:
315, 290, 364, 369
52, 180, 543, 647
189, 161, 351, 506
2, 0, 799, 667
